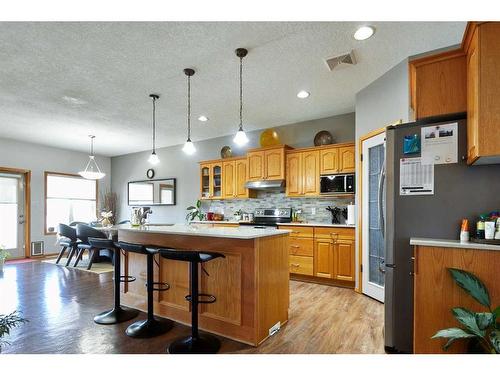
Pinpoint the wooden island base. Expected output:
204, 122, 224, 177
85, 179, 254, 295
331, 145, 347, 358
119, 230, 289, 346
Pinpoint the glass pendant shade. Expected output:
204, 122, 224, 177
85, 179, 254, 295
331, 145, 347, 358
79, 136, 105, 180
182, 139, 196, 155
148, 151, 160, 165
233, 127, 249, 146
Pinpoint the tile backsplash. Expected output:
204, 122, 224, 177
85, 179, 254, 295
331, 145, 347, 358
201, 191, 354, 224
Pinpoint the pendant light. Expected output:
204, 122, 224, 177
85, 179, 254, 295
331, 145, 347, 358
148, 94, 160, 165
182, 68, 196, 155
78, 135, 106, 180
233, 47, 249, 146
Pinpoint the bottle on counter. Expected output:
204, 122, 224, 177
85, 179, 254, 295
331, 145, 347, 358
476, 215, 487, 239
460, 218, 469, 242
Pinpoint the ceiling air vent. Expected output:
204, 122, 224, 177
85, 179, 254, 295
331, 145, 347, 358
325, 50, 357, 71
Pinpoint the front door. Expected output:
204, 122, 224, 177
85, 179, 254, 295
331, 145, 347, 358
361, 132, 385, 302
0, 173, 26, 258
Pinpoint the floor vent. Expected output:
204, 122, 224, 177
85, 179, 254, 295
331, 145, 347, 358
325, 50, 357, 71
31, 241, 44, 256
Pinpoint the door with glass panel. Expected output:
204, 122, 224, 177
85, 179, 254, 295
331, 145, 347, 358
361, 132, 386, 302
0, 173, 26, 258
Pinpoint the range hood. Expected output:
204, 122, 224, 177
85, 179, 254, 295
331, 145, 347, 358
245, 179, 285, 191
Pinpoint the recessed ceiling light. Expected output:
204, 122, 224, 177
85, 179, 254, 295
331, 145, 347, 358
297, 91, 310, 99
198, 115, 209, 122
354, 26, 375, 41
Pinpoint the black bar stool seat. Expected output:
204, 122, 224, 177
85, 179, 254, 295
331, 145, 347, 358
158, 248, 225, 354
117, 241, 174, 338
88, 238, 139, 325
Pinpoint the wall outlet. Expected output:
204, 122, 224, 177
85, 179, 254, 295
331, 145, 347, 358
269, 321, 281, 336
311, 207, 316, 215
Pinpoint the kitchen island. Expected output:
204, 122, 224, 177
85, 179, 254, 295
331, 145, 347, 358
117, 224, 290, 346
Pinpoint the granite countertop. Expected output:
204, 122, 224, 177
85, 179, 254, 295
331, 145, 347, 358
276, 222, 355, 228
410, 237, 500, 251
191, 220, 355, 228
116, 223, 291, 240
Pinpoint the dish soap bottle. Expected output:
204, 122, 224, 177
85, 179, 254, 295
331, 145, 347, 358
476, 215, 487, 239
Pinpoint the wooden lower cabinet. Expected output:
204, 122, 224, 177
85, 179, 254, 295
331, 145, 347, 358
314, 239, 333, 278
279, 225, 355, 287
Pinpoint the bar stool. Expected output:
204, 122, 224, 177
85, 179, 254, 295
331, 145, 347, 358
55, 224, 78, 266
158, 248, 225, 354
75, 224, 108, 270
117, 241, 174, 338
88, 238, 140, 324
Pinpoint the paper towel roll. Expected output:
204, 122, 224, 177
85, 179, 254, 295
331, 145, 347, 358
347, 204, 356, 225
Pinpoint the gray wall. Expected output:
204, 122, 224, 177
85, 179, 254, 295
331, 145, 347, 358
111, 113, 355, 223
0, 137, 111, 255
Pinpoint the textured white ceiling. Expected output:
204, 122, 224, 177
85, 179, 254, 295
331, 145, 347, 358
0, 22, 466, 156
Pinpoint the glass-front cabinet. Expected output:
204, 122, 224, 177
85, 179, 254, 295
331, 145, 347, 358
199, 161, 223, 200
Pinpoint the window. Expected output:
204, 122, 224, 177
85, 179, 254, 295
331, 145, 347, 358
45, 172, 98, 234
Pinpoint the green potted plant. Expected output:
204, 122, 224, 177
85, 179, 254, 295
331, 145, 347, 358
0, 311, 28, 353
186, 200, 205, 223
0, 245, 11, 272
432, 268, 500, 353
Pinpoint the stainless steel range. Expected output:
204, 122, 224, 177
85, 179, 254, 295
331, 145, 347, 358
239, 208, 292, 228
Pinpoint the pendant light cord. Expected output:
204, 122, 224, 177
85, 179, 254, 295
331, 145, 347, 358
187, 74, 191, 140
90, 136, 94, 156
239, 55, 243, 130
152, 96, 156, 152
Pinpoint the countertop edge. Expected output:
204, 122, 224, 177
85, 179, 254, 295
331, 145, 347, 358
410, 237, 500, 251
191, 220, 355, 228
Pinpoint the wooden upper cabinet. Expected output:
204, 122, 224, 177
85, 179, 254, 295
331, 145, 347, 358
247, 145, 287, 181
286, 150, 319, 197
222, 160, 235, 199
286, 152, 302, 196
338, 146, 355, 173
409, 48, 467, 120
264, 147, 285, 180
235, 158, 249, 198
247, 150, 265, 181
320, 148, 339, 174
463, 22, 500, 165
302, 150, 320, 195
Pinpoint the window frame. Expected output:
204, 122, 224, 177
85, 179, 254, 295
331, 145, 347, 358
44, 171, 99, 235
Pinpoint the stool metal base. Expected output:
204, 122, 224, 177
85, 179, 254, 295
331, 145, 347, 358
94, 306, 140, 325
167, 334, 221, 354
125, 317, 173, 338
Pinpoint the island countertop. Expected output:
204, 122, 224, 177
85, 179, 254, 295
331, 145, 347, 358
116, 223, 290, 239
410, 237, 500, 251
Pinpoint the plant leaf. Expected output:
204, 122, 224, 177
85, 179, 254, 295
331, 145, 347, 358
493, 306, 500, 318
490, 330, 500, 354
475, 312, 495, 330
196, 200, 201, 208
448, 268, 491, 308
432, 327, 476, 339
186, 206, 196, 210
452, 307, 485, 337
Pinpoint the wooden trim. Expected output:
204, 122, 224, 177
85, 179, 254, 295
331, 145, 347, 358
0, 166, 31, 259
356, 127, 386, 294
409, 48, 466, 67
285, 142, 355, 154
198, 156, 246, 164
461, 22, 483, 51
44, 171, 99, 235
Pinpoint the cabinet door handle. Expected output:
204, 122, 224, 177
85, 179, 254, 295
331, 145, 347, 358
291, 245, 300, 248
292, 231, 301, 234
291, 263, 300, 267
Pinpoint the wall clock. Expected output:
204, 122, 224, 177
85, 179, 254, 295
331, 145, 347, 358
146, 168, 155, 179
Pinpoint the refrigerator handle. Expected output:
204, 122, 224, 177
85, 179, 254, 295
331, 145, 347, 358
378, 161, 386, 238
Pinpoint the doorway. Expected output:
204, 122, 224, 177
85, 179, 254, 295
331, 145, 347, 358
360, 132, 386, 302
0, 168, 31, 259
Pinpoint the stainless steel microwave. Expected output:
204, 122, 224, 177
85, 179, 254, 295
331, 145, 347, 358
320, 174, 355, 195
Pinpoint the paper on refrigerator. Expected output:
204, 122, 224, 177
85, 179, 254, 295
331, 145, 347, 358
400, 157, 434, 196
421, 122, 458, 165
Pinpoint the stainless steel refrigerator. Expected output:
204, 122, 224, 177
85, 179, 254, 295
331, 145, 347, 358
384, 113, 500, 353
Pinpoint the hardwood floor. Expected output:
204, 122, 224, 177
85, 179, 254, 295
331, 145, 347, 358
0, 261, 384, 354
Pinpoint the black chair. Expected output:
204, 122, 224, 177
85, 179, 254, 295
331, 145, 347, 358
55, 224, 78, 266
117, 241, 174, 338
69, 221, 88, 226
74, 224, 108, 270
158, 248, 225, 354
88, 238, 140, 324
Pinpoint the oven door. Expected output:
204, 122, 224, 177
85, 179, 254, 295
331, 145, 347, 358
320, 175, 347, 194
